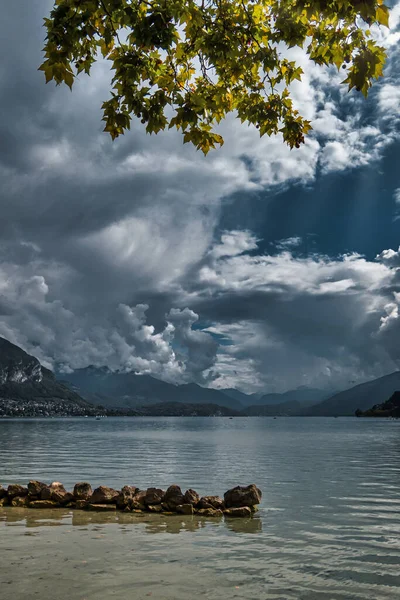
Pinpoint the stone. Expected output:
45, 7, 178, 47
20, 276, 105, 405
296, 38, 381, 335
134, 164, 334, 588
40, 486, 52, 500
65, 502, 77, 509
144, 488, 165, 506
7, 484, 28, 498
52, 490, 74, 505
197, 508, 223, 518
0, 485, 6, 499
163, 485, 184, 509
29, 500, 60, 509
11, 496, 30, 507
224, 506, 252, 518
224, 484, 262, 508
90, 486, 119, 504
75, 499, 88, 509
183, 489, 200, 506
0, 497, 9, 507
87, 504, 117, 512
176, 504, 194, 516
50, 482, 66, 495
27, 481, 48, 497
147, 504, 163, 513
198, 496, 225, 510
116, 486, 138, 509
123, 506, 131, 513
130, 490, 147, 510
73, 482, 92, 500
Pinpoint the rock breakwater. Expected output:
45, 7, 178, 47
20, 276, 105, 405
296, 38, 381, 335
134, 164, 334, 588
0, 482, 261, 518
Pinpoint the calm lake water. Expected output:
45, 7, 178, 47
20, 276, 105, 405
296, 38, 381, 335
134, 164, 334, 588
1, 416, 400, 599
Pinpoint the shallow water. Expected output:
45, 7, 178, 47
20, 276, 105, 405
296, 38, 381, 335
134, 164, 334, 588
1, 416, 400, 599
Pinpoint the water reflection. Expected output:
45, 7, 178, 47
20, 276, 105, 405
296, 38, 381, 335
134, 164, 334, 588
0, 507, 262, 534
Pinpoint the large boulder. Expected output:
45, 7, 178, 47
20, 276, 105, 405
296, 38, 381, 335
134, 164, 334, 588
0, 485, 6, 499
144, 488, 165, 506
40, 486, 52, 500
224, 506, 252, 518
116, 486, 138, 509
176, 504, 194, 515
73, 482, 92, 500
163, 485, 184, 509
27, 481, 48, 497
130, 490, 147, 510
224, 485, 262, 508
47, 482, 71, 504
198, 496, 224, 510
90, 486, 119, 504
183, 489, 200, 506
52, 489, 74, 505
10, 496, 30, 507
7, 484, 28, 498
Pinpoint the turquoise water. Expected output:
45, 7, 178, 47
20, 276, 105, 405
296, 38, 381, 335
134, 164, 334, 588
1, 416, 400, 599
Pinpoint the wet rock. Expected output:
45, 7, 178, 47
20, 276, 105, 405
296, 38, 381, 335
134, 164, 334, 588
27, 481, 48, 497
47, 482, 70, 504
183, 489, 200, 506
198, 496, 225, 510
163, 485, 184, 509
0, 485, 6, 499
116, 486, 138, 509
147, 504, 163, 513
11, 496, 30, 507
7, 484, 28, 498
75, 499, 88, 509
29, 500, 60, 509
224, 484, 262, 508
87, 503, 117, 512
90, 486, 119, 504
144, 488, 165, 506
0, 497, 9, 507
52, 489, 74, 505
224, 506, 252, 518
40, 486, 52, 500
197, 508, 223, 518
65, 501, 77, 509
73, 482, 92, 500
176, 504, 194, 515
130, 490, 147, 510
123, 505, 131, 513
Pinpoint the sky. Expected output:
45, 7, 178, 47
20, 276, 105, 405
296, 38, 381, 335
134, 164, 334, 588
1, 1, 400, 393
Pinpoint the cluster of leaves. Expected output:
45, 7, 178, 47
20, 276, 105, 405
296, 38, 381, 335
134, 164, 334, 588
40, 0, 390, 154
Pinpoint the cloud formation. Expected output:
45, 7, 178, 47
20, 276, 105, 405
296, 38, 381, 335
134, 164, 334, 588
1, 1, 400, 392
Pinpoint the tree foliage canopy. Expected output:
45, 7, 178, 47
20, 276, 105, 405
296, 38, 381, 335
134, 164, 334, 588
40, 0, 389, 154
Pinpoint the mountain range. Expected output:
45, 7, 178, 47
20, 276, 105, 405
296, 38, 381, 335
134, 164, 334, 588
1, 335, 400, 417
0, 337, 96, 416
299, 371, 400, 416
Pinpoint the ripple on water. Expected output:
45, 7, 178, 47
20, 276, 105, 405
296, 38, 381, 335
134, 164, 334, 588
1, 416, 400, 599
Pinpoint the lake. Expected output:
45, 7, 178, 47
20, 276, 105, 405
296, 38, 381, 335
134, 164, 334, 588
1, 416, 400, 599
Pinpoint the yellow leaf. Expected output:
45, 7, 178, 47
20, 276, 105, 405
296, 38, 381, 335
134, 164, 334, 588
376, 5, 389, 28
